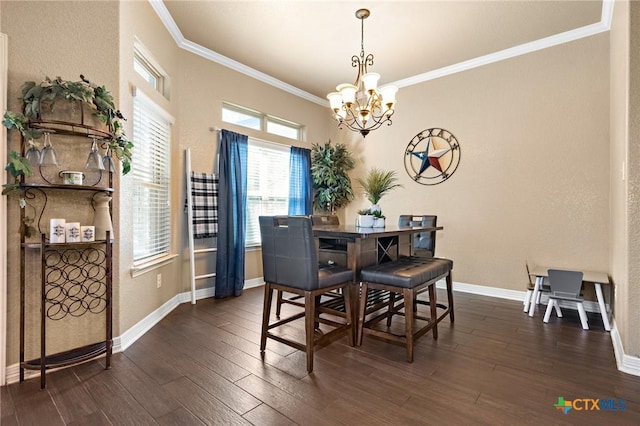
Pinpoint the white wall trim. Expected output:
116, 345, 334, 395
148, 0, 613, 107
114, 293, 181, 353
438, 280, 604, 313
7, 277, 638, 383
610, 322, 640, 376
0, 32, 8, 387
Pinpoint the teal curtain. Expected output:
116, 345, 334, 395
215, 129, 248, 298
288, 146, 312, 215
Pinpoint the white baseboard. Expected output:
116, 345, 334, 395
7, 279, 638, 384
610, 321, 640, 376
437, 280, 603, 313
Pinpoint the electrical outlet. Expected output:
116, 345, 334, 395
156, 273, 162, 288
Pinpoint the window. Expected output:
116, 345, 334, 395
133, 38, 170, 99
134, 55, 159, 89
131, 91, 172, 262
222, 104, 261, 130
222, 102, 303, 141
245, 139, 290, 246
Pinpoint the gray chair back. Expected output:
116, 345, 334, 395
259, 215, 319, 290
547, 269, 583, 299
311, 215, 340, 226
398, 215, 437, 256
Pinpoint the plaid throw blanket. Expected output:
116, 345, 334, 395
190, 172, 218, 238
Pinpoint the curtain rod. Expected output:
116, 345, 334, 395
209, 126, 294, 149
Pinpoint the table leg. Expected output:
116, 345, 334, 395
528, 276, 543, 317
594, 283, 611, 331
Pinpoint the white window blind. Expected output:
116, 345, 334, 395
132, 92, 172, 262
245, 139, 290, 246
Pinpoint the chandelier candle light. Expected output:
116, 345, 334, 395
327, 8, 398, 137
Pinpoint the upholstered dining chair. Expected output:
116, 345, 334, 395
275, 215, 344, 317
394, 215, 454, 325
543, 269, 588, 329
398, 215, 437, 258
259, 215, 354, 373
311, 215, 340, 226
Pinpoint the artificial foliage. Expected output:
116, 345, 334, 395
310, 141, 356, 213
2, 75, 133, 175
356, 167, 403, 205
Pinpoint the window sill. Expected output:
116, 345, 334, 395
130, 253, 178, 277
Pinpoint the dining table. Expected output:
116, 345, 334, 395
312, 223, 444, 280
312, 222, 443, 327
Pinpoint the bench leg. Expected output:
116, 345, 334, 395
429, 283, 438, 340
357, 283, 369, 346
446, 272, 454, 323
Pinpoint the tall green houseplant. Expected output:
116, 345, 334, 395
310, 141, 355, 214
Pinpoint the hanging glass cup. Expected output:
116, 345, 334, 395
39, 132, 59, 166
102, 147, 116, 173
85, 138, 105, 171
24, 139, 41, 166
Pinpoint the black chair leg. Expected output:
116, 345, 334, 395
275, 290, 283, 318
261, 283, 274, 352
304, 291, 316, 373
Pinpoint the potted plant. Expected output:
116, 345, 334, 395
356, 167, 403, 213
310, 141, 355, 214
372, 210, 386, 228
356, 208, 375, 228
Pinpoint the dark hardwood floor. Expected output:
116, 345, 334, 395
2, 288, 640, 425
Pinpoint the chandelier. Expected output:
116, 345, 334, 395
327, 8, 398, 138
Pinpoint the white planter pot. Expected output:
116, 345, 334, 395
356, 214, 374, 228
373, 217, 385, 228
369, 204, 381, 213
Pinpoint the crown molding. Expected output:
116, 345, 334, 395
148, 0, 614, 107
147, 0, 326, 106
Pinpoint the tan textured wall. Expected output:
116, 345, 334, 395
1, 1, 119, 364
339, 34, 610, 291
626, 1, 640, 357
117, 0, 182, 333
610, 1, 630, 355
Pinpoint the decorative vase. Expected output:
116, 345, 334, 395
373, 217, 385, 228
356, 214, 374, 228
93, 193, 114, 241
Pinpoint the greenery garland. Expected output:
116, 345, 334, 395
2, 75, 133, 179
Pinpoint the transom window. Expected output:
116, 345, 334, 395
222, 102, 303, 141
133, 38, 170, 99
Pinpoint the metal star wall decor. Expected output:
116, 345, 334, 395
404, 128, 461, 185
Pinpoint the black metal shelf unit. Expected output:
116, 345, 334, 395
19, 121, 113, 389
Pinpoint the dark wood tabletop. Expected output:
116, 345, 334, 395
312, 224, 443, 241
